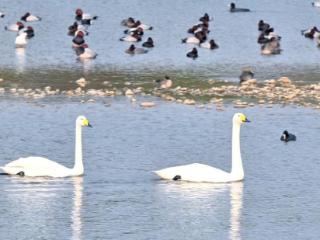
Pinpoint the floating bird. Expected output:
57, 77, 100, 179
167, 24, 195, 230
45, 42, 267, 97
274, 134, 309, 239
21, 12, 41, 22
120, 33, 141, 42
5, 21, 24, 32
0, 12, 5, 18
261, 37, 281, 55
199, 13, 212, 22
72, 31, 85, 48
200, 39, 219, 49
121, 17, 136, 28
15, 32, 28, 48
125, 44, 148, 54
301, 26, 320, 39
0, 116, 92, 177
75, 8, 98, 25
142, 37, 154, 48
280, 130, 296, 142
239, 68, 254, 84
229, 3, 250, 12
154, 113, 250, 183
24, 26, 35, 39
186, 47, 198, 59
155, 75, 172, 89
312, 1, 320, 7
75, 44, 97, 59
258, 20, 270, 32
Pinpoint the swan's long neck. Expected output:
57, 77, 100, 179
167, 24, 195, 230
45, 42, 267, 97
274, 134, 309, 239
231, 122, 244, 179
72, 123, 84, 175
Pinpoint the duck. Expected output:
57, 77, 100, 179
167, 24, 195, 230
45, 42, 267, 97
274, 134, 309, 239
200, 39, 219, 49
5, 21, 24, 32
75, 8, 98, 25
154, 113, 250, 183
155, 75, 172, 89
182, 36, 201, 44
124, 27, 144, 36
186, 48, 198, 59
301, 26, 320, 39
280, 130, 296, 142
199, 13, 212, 22
125, 44, 148, 54
119, 33, 141, 42
142, 37, 154, 48
131, 20, 153, 30
0, 116, 92, 177
72, 31, 85, 48
261, 37, 281, 55
121, 17, 136, 28
21, 12, 41, 22
258, 20, 270, 32
229, 3, 250, 12
0, 12, 5, 18
312, 1, 320, 7
24, 26, 35, 39
75, 44, 97, 59
15, 32, 28, 48
239, 68, 254, 84
68, 22, 88, 36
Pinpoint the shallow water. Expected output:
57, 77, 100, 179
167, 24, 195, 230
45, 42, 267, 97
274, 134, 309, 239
0, 99, 319, 239
1, 0, 320, 85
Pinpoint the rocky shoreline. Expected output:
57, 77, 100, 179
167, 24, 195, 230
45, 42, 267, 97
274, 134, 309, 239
1, 76, 320, 110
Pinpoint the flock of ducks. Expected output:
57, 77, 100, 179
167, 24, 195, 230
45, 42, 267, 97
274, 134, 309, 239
69, 9, 98, 59
120, 17, 153, 54
1, 2, 320, 59
4, 12, 38, 48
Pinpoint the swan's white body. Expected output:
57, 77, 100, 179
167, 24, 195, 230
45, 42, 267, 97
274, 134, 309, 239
0, 116, 91, 177
15, 33, 28, 48
154, 113, 249, 183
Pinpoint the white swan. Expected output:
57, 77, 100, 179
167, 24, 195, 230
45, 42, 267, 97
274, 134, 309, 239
0, 116, 92, 177
154, 113, 250, 183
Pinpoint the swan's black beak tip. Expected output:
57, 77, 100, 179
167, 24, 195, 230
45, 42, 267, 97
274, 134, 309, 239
244, 118, 250, 123
88, 123, 93, 128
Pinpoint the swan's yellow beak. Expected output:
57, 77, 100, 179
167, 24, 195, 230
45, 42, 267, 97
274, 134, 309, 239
83, 118, 93, 127
240, 114, 250, 123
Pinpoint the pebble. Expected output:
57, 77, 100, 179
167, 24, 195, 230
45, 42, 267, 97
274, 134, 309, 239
140, 101, 155, 107
76, 77, 87, 88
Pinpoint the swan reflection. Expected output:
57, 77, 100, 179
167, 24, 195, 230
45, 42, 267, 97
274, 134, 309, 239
156, 181, 243, 239
71, 177, 83, 240
229, 181, 243, 240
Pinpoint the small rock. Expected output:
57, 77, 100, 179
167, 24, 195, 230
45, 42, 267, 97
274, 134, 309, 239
140, 101, 155, 108
183, 99, 196, 105
76, 77, 87, 88
125, 89, 134, 96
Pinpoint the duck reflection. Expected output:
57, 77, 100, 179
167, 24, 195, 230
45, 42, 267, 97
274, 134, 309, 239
15, 48, 25, 73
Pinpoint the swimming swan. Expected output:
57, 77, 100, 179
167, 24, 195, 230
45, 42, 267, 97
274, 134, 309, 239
0, 116, 92, 177
154, 113, 250, 183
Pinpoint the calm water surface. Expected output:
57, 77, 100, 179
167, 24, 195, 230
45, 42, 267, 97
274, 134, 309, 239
0, 98, 319, 239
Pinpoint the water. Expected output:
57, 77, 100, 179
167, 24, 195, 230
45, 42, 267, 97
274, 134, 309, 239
1, 0, 320, 84
0, 99, 319, 239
